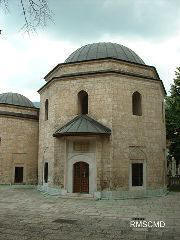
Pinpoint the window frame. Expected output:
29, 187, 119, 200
78, 90, 88, 114
44, 162, 48, 183
132, 91, 142, 116
129, 160, 146, 190
132, 163, 143, 186
14, 166, 24, 183
45, 99, 49, 121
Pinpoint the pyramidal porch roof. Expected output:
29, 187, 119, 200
53, 114, 111, 137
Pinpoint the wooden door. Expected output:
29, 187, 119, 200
73, 162, 89, 193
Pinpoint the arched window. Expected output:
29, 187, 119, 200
45, 99, 48, 120
78, 90, 88, 114
132, 92, 142, 116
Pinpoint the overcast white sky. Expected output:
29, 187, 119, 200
0, 0, 180, 102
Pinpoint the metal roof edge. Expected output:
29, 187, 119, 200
53, 114, 111, 137
0, 102, 39, 110
53, 132, 111, 137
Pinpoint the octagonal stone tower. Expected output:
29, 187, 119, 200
38, 42, 166, 199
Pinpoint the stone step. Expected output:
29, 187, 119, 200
60, 193, 94, 200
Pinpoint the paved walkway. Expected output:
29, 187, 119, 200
0, 187, 179, 240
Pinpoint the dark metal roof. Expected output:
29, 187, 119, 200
0, 92, 34, 108
65, 42, 145, 65
53, 114, 111, 137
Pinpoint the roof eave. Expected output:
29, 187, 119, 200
53, 132, 111, 138
0, 102, 39, 110
38, 68, 165, 94
43, 57, 150, 80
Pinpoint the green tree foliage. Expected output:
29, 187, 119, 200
165, 67, 180, 160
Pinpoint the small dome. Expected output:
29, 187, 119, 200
0, 92, 34, 107
65, 42, 145, 65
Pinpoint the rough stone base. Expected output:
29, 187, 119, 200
0, 184, 36, 189
37, 185, 168, 200
101, 188, 168, 200
37, 185, 63, 196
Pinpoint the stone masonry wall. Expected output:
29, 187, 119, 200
45, 59, 157, 82
111, 74, 166, 190
0, 109, 39, 184
39, 59, 166, 191
38, 74, 114, 188
0, 104, 38, 116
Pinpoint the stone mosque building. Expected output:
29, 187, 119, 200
0, 42, 167, 199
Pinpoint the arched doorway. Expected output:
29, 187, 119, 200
73, 161, 89, 193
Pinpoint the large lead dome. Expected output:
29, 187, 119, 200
0, 92, 34, 107
65, 42, 145, 65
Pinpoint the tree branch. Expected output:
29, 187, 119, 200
0, 0, 54, 35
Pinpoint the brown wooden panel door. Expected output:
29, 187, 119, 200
73, 162, 81, 193
73, 162, 89, 193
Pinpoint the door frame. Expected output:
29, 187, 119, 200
73, 161, 89, 193
67, 154, 97, 194
129, 160, 146, 190
13, 164, 25, 184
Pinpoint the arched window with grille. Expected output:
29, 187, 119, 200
132, 91, 142, 116
78, 90, 88, 114
45, 99, 49, 120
